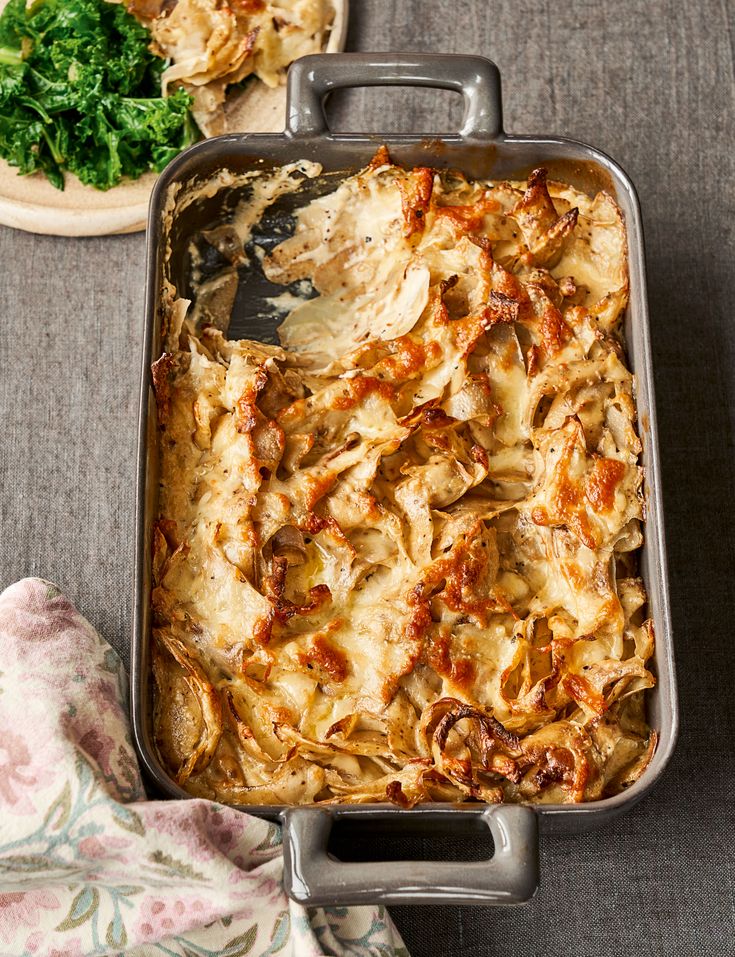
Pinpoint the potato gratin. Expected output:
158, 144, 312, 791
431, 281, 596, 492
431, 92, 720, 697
151, 150, 656, 806
118, 0, 335, 135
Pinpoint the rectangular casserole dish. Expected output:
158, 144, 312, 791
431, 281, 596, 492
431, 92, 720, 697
132, 53, 678, 907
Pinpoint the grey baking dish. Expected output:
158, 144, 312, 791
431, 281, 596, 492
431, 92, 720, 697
132, 53, 678, 907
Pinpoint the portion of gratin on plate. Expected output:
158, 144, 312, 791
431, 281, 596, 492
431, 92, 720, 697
150, 150, 656, 806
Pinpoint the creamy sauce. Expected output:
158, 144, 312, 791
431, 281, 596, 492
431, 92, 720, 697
151, 155, 654, 809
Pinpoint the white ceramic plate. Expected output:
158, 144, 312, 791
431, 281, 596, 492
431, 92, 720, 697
0, 0, 348, 236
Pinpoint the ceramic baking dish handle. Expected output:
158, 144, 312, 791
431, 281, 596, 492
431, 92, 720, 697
286, 53, 503, 140
282, 805, 538, 906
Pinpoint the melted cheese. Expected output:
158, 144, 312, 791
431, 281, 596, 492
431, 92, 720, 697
151, 156, 655, 807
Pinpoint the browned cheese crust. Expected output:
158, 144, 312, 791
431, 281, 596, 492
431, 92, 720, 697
151, 152, 656, 806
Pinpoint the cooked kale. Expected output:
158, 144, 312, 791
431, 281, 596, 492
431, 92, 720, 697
0, 0, 197, 190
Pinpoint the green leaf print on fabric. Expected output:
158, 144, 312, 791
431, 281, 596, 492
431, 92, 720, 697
222, 925, 258, 956
56, 886, 100, 931
252, 822, 282, 854
147, 850, 207, 882
266, 910, 290, 954
43, 782, 72, 831
105, 913, 128, 949
112, 804, 146, 836
0, 853, 59, 873
101, 647, 122, 674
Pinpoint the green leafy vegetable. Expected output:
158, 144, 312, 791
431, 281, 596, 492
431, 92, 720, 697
0, 0, 198, 190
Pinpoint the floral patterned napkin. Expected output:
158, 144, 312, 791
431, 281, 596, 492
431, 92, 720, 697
0, 579, 408, 957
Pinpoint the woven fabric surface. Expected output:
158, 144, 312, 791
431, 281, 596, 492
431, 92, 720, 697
1, 1, 734, 954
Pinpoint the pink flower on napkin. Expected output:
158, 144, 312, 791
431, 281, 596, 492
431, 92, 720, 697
0, 890, 59, 944
0, 731, 40, 812
135, 894, 215, 940
0, 731, 36, 804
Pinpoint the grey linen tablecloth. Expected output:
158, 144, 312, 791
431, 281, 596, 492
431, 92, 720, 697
1, 1, 734, 954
